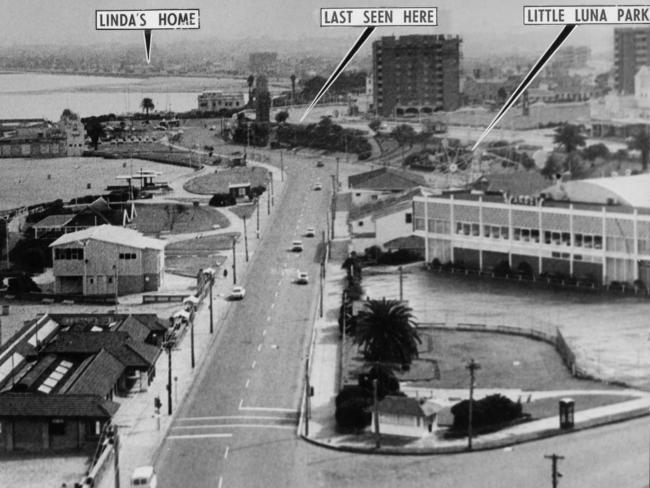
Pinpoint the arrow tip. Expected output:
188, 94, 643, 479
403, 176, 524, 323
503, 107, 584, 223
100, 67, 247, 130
143, 29, 152, 64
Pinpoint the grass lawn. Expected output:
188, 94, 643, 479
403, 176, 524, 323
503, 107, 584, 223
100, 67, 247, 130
133, 203, 230, 235
229, 203, 257, 219
343, 328, 624, 392
166, 254, 227, 278
97, 142, 210, 168
165, 233, 240, 252
523, 394, 637, 420
183, 167, 270, 194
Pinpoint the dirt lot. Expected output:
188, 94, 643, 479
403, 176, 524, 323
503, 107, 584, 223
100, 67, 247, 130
183, 166, 270, 194
133, 202, 230, 235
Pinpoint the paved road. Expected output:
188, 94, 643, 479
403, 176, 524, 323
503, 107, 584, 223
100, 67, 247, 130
156, 155, 331, 488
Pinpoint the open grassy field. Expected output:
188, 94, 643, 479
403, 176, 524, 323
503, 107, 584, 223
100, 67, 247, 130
0, 156, 193, 211
166, 254, 227, 278
523, 394, 636, 419
183, 167, 270, 194
132, 203, 230, 235
165, 233, 240, 252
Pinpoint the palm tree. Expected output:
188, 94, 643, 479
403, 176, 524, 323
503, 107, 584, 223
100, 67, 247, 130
553, 124, 586, 175
353, 298, 421, 365
290, 74, 296, 104
140, 97, 155, 122
628, 127, 650, 172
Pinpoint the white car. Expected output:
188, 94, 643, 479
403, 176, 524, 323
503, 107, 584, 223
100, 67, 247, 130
296, 271, 309, 284
313, 182, 323, 191
291, 240, 304, 252
131, 466, 157, 488
305, 227, 316, 237
230, 286, 246, 300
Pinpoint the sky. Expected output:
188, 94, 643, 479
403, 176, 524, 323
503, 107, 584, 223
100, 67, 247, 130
0, 0, 620, 57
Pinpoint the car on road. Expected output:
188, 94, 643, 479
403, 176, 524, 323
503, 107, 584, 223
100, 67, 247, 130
305, 227, 316, 237
316, 160, 324, 167
291, 240, 303, 252
230, 286, 246, 300
131, 466, 157, 488
313, 182, 323, 191
296, 271, 309, 284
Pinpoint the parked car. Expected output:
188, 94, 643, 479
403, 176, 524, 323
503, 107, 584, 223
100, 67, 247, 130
313, 182, 323, 191
230, 286, 246, 300
305, 227, 316, 237
291, 240, 304, 252
131, 466, 157, 488
296, 271, 309, 284
316, 160, 324, 167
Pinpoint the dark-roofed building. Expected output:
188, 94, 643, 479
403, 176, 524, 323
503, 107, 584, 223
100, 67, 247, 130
0, 393, 118, 452
349, 167, 428, 194
0, 312, 165, 453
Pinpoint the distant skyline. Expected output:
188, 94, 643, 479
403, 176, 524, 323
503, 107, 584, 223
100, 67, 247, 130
0, 0, 622, 58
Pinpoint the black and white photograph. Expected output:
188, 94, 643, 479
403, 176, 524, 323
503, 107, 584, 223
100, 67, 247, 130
0, 1, 649, 487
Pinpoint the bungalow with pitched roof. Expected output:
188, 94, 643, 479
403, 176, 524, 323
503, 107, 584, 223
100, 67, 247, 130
372, 395, 442, 437
347, 167, 428, 207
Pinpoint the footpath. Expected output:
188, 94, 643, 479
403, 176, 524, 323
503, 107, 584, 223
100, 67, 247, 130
92, 158, 287, 488
301, 260, 650, 454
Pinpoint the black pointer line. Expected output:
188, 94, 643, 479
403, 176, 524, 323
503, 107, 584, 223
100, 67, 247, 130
472, 24, 576, 151
144, 29, 152, 64
300, 26, 376, 122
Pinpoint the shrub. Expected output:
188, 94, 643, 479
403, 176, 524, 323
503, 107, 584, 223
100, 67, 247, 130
492, 260, 511, 277
358, 151, 372, 161
209, 193, 236, 207
358, 363, 400, 399
451, 394, 523, 431
363, 245, 383, 262
582, 143, 610, 161
345, 277, 364, 301
7, 275, 40, 294
335, 395, 372, 430
335, 385, 372, 408
431, 258, 442, 269
377, 249, 421, 265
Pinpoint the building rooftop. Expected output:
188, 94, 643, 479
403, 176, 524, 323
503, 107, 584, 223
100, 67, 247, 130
348, 168, 428, 191
0, 393, 119, 418
349, 187, 426, 221
543, 173, 650, 209
49, 224, 165, 251
33, 214, 75, 229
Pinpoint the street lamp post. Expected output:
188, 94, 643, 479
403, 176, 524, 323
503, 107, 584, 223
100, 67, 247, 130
280, 150, 284, 181
190, 315, 195, 369
256, 197, 260, 239
399, 266, 404, 301
243, 215, 249, 262
163, 334, 174, 415
373, 378, 381, 449
209, 276, 214, 334
466, 358, 481, 450
232, 237, 237, 285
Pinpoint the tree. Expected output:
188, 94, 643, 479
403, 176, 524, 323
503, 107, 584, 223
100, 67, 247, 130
84, 116, 104, 150
368, 119, 382, 132
275, 111, 289, 124
628, 128, 650, 172
553, 124, 586, 176
140, 97, 155, 121
247, 74, 255, 106
353, 298, 421, 365
391, 124, 416, 148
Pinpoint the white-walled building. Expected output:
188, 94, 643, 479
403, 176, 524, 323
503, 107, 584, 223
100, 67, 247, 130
50, 225, 165, 296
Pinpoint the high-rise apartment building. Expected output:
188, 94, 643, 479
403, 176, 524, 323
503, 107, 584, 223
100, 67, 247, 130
372, 35, 461, 117
614, 27, 650, 94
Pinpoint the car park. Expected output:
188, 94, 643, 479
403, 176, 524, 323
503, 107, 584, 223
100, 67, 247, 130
291, 240, 303, 252
230, 286, 246, 300
305, 227, 316, 237
296, 271, 309, 284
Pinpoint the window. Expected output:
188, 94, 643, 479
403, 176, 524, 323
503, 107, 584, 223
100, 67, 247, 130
575, 233, 583, 247
49, 419, 66, 436
594, 235, 602, 249
54, 248, 84, 260
119, 253, 137, 260
501, 227, 509, 239
471, 223, 480, 236
531, 229, 540, 242
514, 228, 521, 241
405, 213, 413, 224
108, 277, 113, 284
561, 232, 571, 246
358, 221, 364, 227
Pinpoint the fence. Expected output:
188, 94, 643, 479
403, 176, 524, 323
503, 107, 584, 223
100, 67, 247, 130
142, 294, 186, 304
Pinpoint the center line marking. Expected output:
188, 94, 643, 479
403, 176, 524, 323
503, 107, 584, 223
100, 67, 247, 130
252, 360, 256, 368
266, 316, 271, 322
271, 303, 275, 309
262, 329, 267, 336
168, 433, 233, 440
224, 446, 229, 459
245, 379, 250, 388
257, 344, 262, 352
218, 476, 223, 488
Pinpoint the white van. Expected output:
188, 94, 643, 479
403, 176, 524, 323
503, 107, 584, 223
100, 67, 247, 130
131, 466, 157, 488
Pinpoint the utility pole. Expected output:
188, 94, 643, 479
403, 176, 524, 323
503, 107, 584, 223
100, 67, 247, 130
399, 266, 404, 301
305, 358, 311, 437
321, 230, 327, 278
267, 180, 271, 215
336, 157, 340, 190
544, 454, 564, 488
280, 150, 284, 181
466, 358, 481, 450
209, 276, 214, 334
340, 290, 347, 388
373, 378, 381, 449
164, 335, 173, 415
190, 317, 195, 369
256, 197, 260, 239
243, 215, 249, 262
319, 262, 324, 318
113, 425, 120, 488
270, 176, 274, 207
232, 237, 237, 284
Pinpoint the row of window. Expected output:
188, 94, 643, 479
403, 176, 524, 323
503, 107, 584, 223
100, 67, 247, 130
119, 252, 137, 260
54, 248, 84, 260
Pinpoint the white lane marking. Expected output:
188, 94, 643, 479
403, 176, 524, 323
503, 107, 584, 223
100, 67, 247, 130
167, 434, 233, 440
224, 446, 229, 459
252, 360, 257, 368
173, 424, 294, 430
218, 476, 223, 488
257, 344, 263, 352
238, 405, 296, 412
275, 290, 279, 297
245, 379, 250, 389
271, 303, 275, 309
178, 415, 294, 421
239, 398, 243, 410
266, 316, 271, 322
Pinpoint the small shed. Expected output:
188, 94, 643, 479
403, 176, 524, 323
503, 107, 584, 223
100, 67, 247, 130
228, 182, 252, 201
372, 396, 442, 437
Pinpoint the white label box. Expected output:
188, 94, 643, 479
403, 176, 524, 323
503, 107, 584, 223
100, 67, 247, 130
320, 8, 437, 27
96, 9, 200, 30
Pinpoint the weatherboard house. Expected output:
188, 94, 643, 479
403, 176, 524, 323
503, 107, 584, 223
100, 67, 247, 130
50, 225, 165, 296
